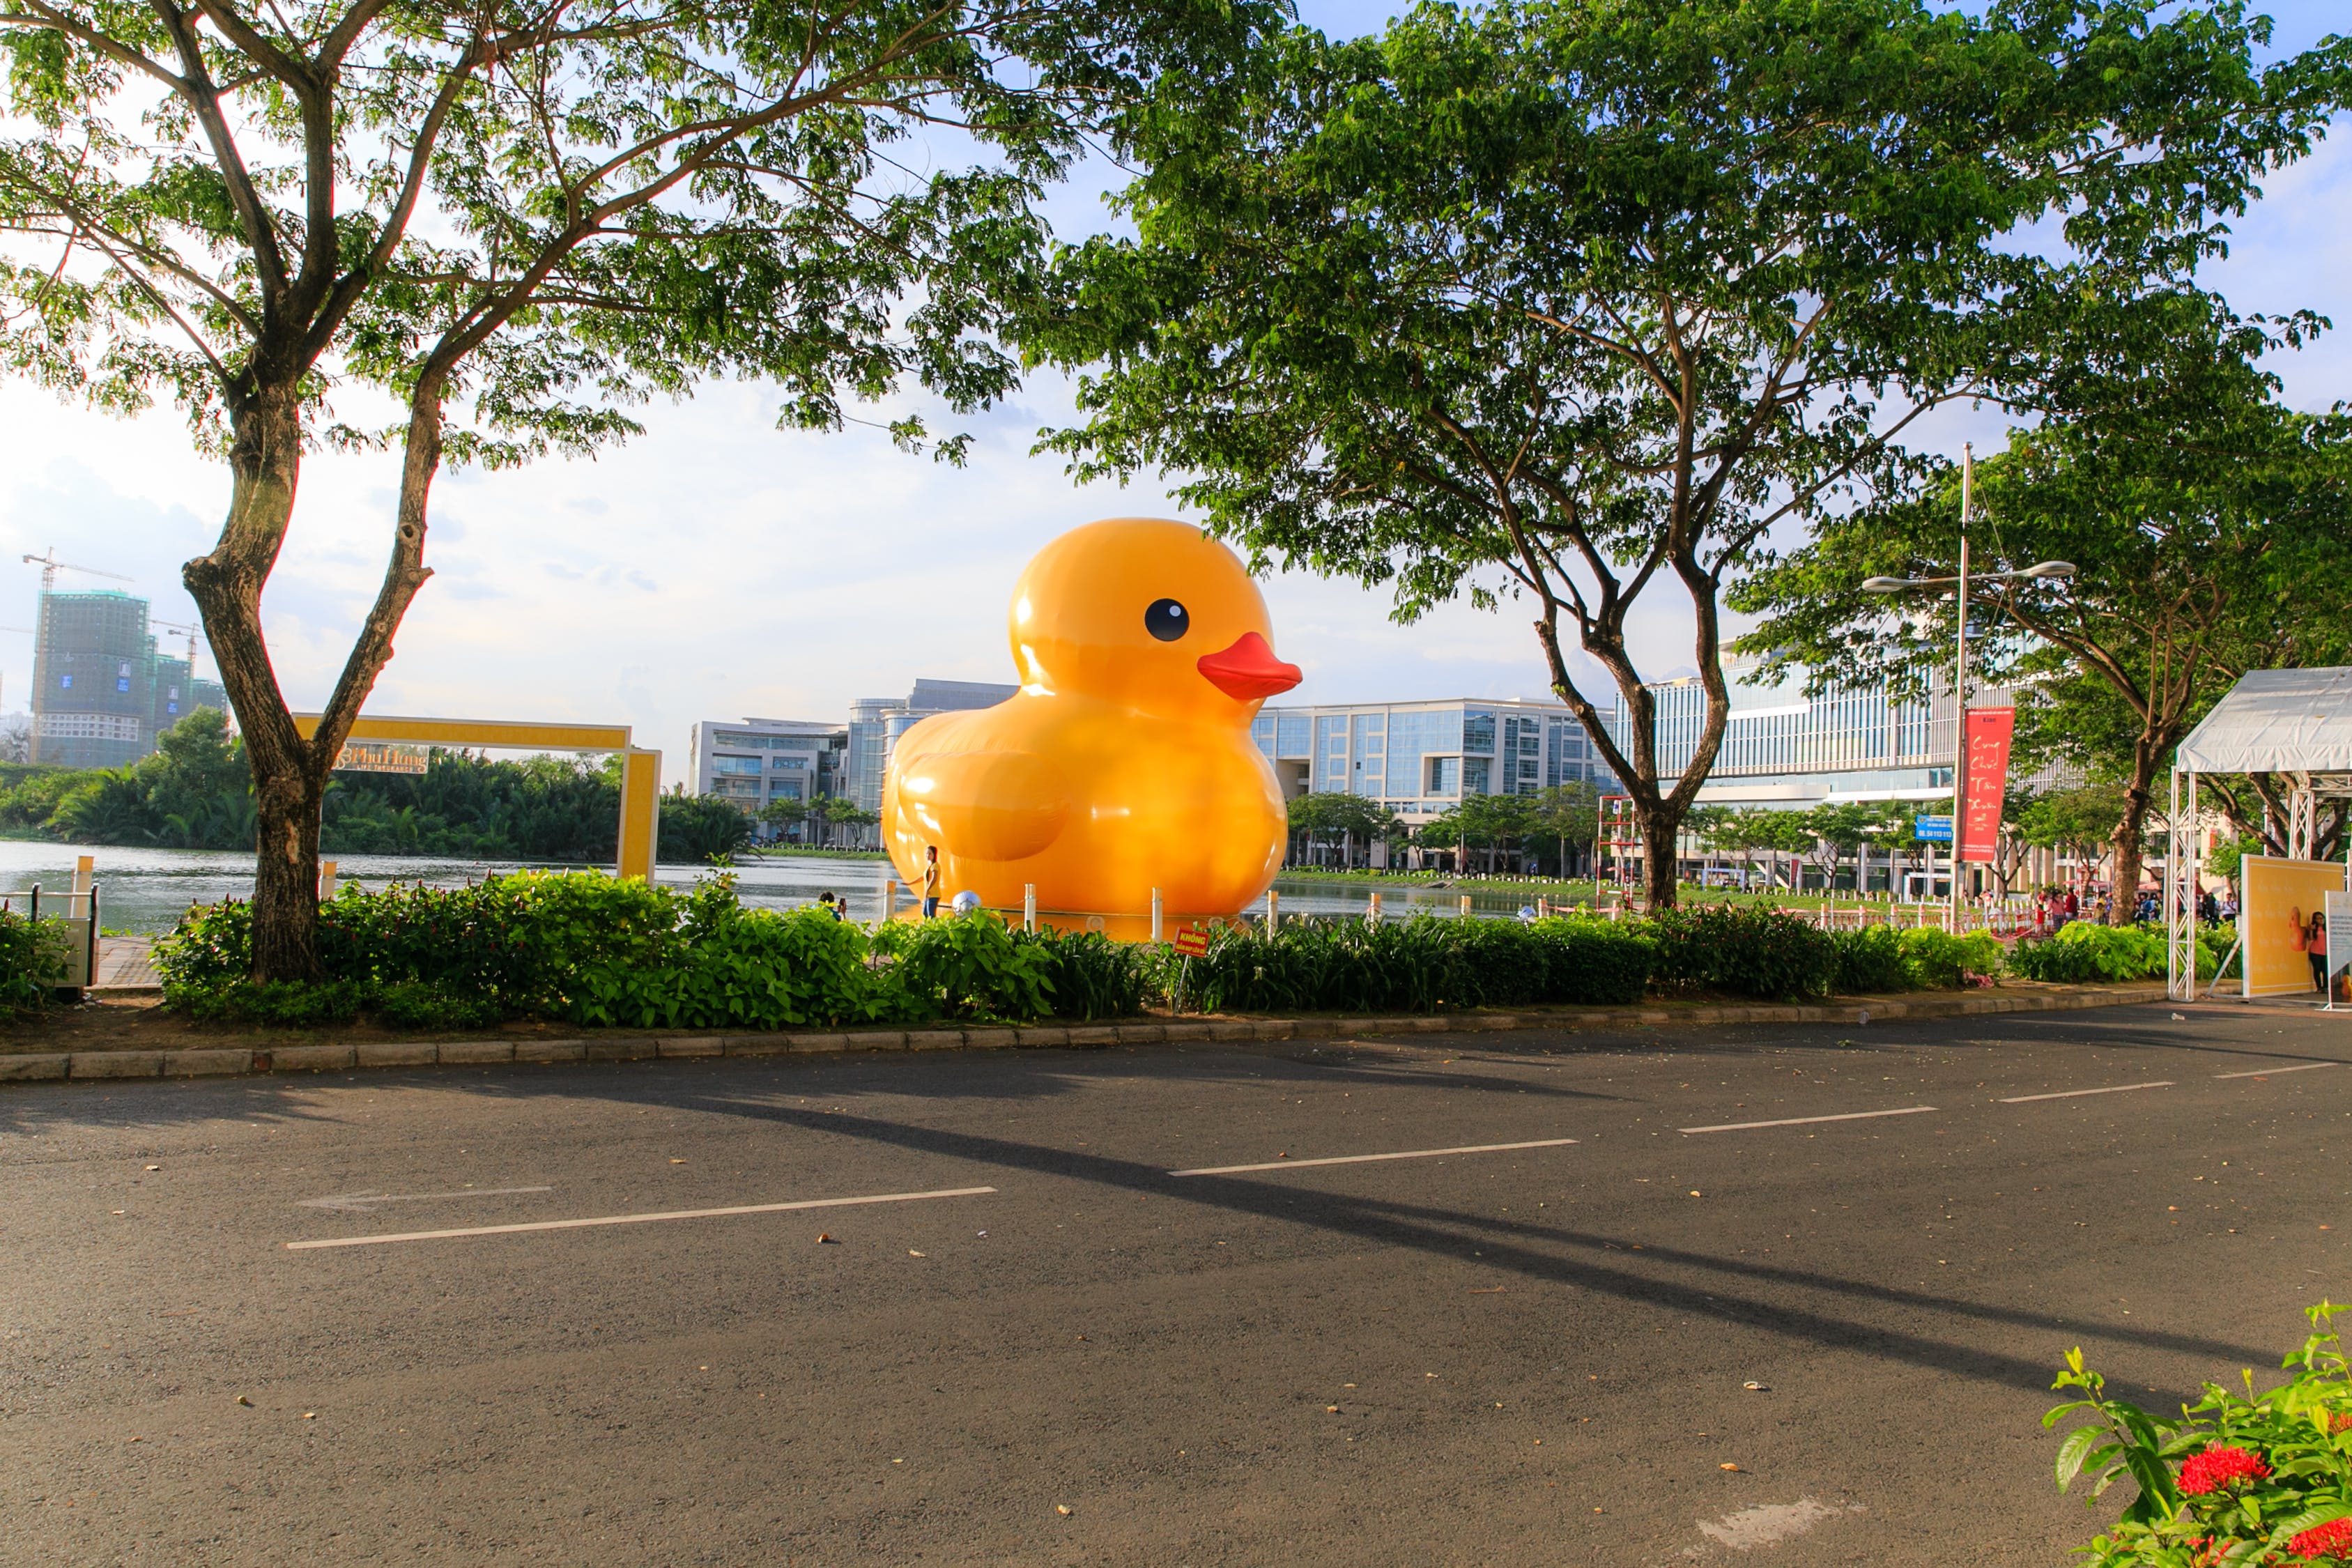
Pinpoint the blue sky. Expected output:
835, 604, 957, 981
5, 1, 2344, 784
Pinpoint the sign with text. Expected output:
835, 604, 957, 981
1958, 707, 2015, 863
1173, 926, 1210, 958
1913, 814, 1953, 843
332, 740, 430, 775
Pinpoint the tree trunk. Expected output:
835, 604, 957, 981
186, 373, 443, 981
184, 383, 323, 980
1637, 801, 1679, 907
2108, 751, 2163, 925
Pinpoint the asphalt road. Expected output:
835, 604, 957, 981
2, 1001, 2346, 1567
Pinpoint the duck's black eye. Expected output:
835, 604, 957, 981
1144, 598, 1189, 642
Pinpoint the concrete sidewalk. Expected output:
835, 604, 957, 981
1, 981, 2167, 1084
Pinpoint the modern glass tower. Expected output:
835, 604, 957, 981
1252, 697, 1620, 823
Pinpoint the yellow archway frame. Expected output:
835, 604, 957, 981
292, 714, 662, 880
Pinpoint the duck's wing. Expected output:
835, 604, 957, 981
893, 748, 1070, 863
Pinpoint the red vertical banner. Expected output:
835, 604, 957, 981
1958, 707, 2015, 863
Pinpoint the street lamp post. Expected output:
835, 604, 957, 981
1863, 443, 2075, 932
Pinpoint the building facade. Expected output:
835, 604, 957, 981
686, 718, 848, 819
1615, 661, 2061, 810
843, 679, 1017, 811
31, 590, 226, 768
1252, 697, 1620, 824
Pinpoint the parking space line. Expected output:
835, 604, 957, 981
286, 1185, 997, 1250
1169, 1137, 1579, 1177
1998, 1082, 2172, 1104
2213, 1061, 2339, 1080
1680, 1106, 1937, 1135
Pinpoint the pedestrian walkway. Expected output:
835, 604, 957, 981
94, 935, 159, 990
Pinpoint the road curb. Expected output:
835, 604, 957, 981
23, 984, 2167, 1085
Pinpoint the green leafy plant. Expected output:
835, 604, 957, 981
1650, 905, 1838, 1001
1181, 914, 1657, 1015
0, 907, 73, 1015
2048, 1302, 2352, 1565
2010, 922, 2213, 984
1897, 928, 2006, 990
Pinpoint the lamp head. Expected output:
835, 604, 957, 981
2024, 560, 2077, 580
1861, 576, 1911, 594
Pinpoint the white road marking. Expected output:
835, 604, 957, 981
1169, 1137, 1580, 1177
296, 1185, 553, 1213
1999, 1081, 2173, 1104
2213, 1061, 2339, 1080
1680, 1107, 1936, 1135
286, 1185, 996, 1250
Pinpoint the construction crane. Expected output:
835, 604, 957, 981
153, 618, 207, 672
21, 550, 133, 594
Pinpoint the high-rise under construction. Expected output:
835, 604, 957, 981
31, 589, 226, 768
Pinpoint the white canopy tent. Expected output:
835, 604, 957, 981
2168, 667, 2352, 999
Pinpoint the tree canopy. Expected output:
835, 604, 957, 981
1024, 0, 2350, 907
1734, 316, 2352, 918
0, 0, 1273, 976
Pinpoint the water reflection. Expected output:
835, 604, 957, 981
0, 840, 1557, 935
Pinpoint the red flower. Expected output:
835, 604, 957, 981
2177, 1446, 2270, 1496
2291, 1518, 2352, 1561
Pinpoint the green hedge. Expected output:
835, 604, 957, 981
1178, 914, 1657, 1014
155, 871, 1154, 1029
2008, 921, 2231, 984
155, 873, 2066, 1032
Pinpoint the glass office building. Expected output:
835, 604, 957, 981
1252, 697, 1619, 822
1614, 661, 2062, 808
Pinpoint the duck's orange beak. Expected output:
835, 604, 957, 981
1197, 631, 1302, 702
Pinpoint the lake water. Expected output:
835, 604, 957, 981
0, 841, 1554, 935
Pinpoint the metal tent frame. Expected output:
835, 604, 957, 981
2167, 668, 2352, 1001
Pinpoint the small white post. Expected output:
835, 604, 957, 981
1459, 894, 1472, 920
884, 878, 897, 918
72, 854, 94, 896
318, 859, 338, 900
1151, 888, 1163, 943
1367, 891, 1382, 926
1266, 889, 1279, 932
1023, 883, 1037, 933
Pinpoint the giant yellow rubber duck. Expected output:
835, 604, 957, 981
882, 517, 1303, 921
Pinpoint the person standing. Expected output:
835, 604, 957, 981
918, 845, 944, 919
2293, 906, 2327, 994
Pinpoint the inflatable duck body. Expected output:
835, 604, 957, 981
882, 518, 1303, 919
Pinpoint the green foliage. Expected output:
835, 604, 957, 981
659, 795, 755, 864
1029, 0, 2340, 906
1181, 914, 1657, 1015
2011, 922, 2170, 984
1897, 928, 2006, 991
1030, 929, 1155, 1022
1650, 905, 1838, 1002
0, 907, 73, 1014
892, 914, 1058, 1022
1827, 925, 1910, 994
2048, 1302, 2352, 1565
155, 872, 1146, 1031
179, 979, 369, 1027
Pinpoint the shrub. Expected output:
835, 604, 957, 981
1897, 928, 2005, 989
374, 981, 505, 1031
2011, 922, 2170, 983
1827, 924, 1910, 994
0, 907, 73, 1015
1650, 905, 1837, 1001
1180, 914, 1655, 1015
178, 978, 368, 1027
1031, 928, 1153, 1021
892, 913, 1056, 1022
2049, 1301, 2352, 1565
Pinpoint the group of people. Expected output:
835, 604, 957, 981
809, 845, 953, 923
